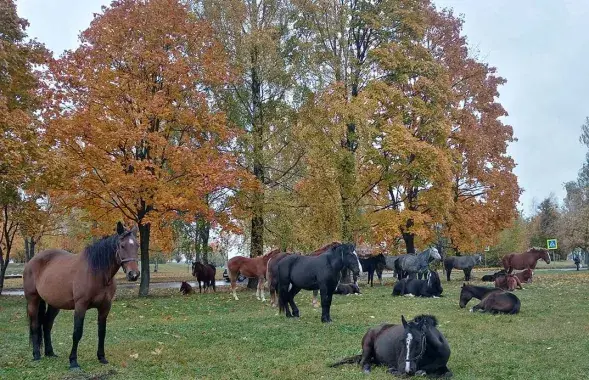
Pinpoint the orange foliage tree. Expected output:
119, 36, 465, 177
43, 0, 250, 296
0, 0, 48, 294
424, 9, 520, 254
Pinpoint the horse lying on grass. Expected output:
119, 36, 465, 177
481, 270, 506, 282
459, 284, 520, 314
180, 281, 194, 295
495, 273, 524, 291
334, 283, 361, 295
392, 270, 443, 298
331, 315, 452, 377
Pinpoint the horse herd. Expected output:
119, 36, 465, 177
21, 222, 552, 376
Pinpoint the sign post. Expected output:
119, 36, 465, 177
547, 239, 558, 262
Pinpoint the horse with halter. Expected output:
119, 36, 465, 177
502, 247, 550, 274
331, 315, 452, 377
444, 254, 482, 281
23, 222, 140, 370
394, 247, 441, 280
191, 261, 216, 293
392, 270, 443, 298
227, 248, 281, 302
277, 243, 361, 322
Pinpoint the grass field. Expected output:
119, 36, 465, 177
1, 269, 589, 380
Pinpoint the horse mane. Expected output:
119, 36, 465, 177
310, 241, 341, 255
264, 248, 282, 257
528, 247, 547, 253
84, 234, 120, 273
411, 314, 438, 327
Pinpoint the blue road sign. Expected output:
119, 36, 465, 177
547, 239, 558, 250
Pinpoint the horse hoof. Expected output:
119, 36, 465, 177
45, 352, 58, 358
416, 370, 427, 376
98, 357, 109, 365
32, 356, 41, 361
69, 363, 81, 371
469, 308, 474, 313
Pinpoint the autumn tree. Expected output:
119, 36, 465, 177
44, 0, 248, 296
0, 0, 48, 294
420, 9, 520, 255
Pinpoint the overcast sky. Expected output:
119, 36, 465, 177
16, 0, 589, 215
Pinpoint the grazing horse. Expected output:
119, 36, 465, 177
191, 262, 216, 293
23, 222, 140, 370
443, 254, 482, 281
277, 243, 361, 323
392, 270, 443, 298
334, 283, 361, 295
458, 284, 501, 308
359, 254, 387, 287
394, 247, 441, 280
227, 249, 281, 301
470, 291, 520, 314
495, 273, 523, 291
514, 268, 533, 284
481, 270, 506, 282
180, 281, 194, 295
502, 247, 550, 274
331, 315, 452, 377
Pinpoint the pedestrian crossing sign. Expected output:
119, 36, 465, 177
547, 239, 558, 250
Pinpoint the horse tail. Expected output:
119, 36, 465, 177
329, 354, 362, 367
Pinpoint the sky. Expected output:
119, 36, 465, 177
16, 0, 589, 215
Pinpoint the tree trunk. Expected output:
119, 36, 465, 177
0, 260, 6, 295
24, 238, 30, 262
403, 232, 416, 254
30, 239, 36, 259
138, 222, 151, 297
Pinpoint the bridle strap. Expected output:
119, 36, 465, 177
406, 333, 427, 362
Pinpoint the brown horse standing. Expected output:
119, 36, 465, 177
23, 222, 140, 370
502, 247, 550, 274
227, 249, 281, 301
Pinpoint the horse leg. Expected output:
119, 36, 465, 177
464, 268, 472, 281
368, 269, 374, 287
360, 333, 376, 373
198, 279, 202, 293
96, 302, 112, 364
230, 276, 239, 301
258, 277, 266, 302
445, 265, 452, 282
27, 296, 43, 361
43, 305, 60, 357
312, 289, 319, 308
320, 286, 333, 323
69, 304, 88, 370
278, 283, 292, 317
288, 287, 301, 317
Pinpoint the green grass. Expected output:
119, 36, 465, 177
1, 270, 589, 380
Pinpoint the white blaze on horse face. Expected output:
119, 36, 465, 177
353, 250, 363, 273
405, 332, 413, 373
128, 239, 135, 246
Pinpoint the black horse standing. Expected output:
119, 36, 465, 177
359, 254, 386, 287
277, 243, 361, 322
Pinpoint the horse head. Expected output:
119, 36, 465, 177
427, 247, 441, 262
400, 315, 432, 375
474, 254, 483, 265
459, 283, 471, 308
426, 270, 442, 295
116, 222, 140, 281
339, 243, 362, 278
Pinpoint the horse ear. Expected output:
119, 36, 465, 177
401, 315, 408, 328
116, 221, 125, 235
130, 225, 138, 234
